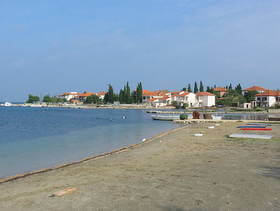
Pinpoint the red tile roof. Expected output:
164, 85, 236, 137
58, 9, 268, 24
61, 92, 79, 96
196, 92, 215, 96
178, 92, 190, 97
244, 86, 268, 91
256, 90, 280, 96
142, 90, 170, 97
78, 92, 96, 97
213, 87, 227, 92
96, 91, 106, 96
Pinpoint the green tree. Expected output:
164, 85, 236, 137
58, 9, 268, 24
244, 90, 258, 103
119, 89, 125, 104
26, 95, 40, 103
104, 84, 115, 104
187, 84, 192, 92
125, 82, 131, 104
43, 95, 52, 103
229, 83, 233, 90
217, 89, 246, 107
194, 82, 198, 93
84, 95, 101, 104
199, 81, 204, 92
235, 83, 242, 95
136, 82, 143, 104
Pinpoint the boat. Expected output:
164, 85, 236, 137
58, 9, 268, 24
151, 115, 180, 121
229, 133, 273, 139
4, 102, 12, 107
237, 126, 266, 129
268, 117, 280, 121
240, 128, 272, 131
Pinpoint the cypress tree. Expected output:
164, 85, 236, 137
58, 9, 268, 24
199, 81, 204, 92
119, 89, 124, 104
104, 84, 114, 104
188, 84, 192, 92
229, 83, 233, 90
235, 83, 242, 94
125, 82, 131, 104
194, 82, 198, 93
136, 82, 143, 104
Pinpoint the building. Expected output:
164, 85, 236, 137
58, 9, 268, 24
213, 87, 227, 97
143, 90, 216, 108
243, 86, 268, 95
255, 90, 280, 107
171, 91, 196, 107
196, 92, 216, 107
59, 91, 106, 102
147, 96, 172, 107
96, 91, 107, 100
59, 92, 79, 101
142, 90, 171, 106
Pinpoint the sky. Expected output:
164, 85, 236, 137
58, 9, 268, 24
0, 0, 280, 101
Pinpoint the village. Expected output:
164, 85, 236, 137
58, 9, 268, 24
51, 85, 280, 109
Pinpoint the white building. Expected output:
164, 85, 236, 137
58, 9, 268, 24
171, 91, 196, 107
147, 96, 172, 107
59, 92, 79, 101
142, 90, 171, 106
196, 92, 216, 107
255, 91, 280, 107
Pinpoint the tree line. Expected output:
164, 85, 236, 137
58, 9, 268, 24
26, 82, 143, 105
103, 82, 143, 104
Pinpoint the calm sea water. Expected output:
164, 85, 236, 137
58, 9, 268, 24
0, 107, 177, 178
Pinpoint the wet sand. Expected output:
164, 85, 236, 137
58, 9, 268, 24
0, 122, 280, 211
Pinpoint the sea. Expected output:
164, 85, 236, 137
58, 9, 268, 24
0, 107, 177, 178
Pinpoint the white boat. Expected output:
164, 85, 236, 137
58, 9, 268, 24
151, 115, 180, 121
4, 102, 12, 107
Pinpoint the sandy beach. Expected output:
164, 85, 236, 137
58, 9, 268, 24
0, 122, 280, 210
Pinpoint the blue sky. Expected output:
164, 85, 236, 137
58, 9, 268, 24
0, 0, 280, 101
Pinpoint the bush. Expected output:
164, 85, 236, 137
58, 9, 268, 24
180, 114, 188, 120
172, 101, 181, 109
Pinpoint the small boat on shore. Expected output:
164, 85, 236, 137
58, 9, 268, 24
151, 115, 180, 121
237, 126, 266, 129
240, 128, 272, 131
268, 117, 280, 121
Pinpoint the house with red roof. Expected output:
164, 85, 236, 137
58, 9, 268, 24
142, 90, 171, 107
255, 90, 280, 107
196, 92, 216, 107
243, 86, 269, 95
59, 91, 106, 103
213, 87, 227, 97
59, 92, 79, 101
171, 91, 196, 107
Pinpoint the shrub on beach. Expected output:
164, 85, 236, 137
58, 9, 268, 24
180, 114, 188, 120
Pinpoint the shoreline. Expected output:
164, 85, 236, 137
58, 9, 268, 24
0, 126, 183, 185
2, 104, 280, 114
1, 122, 280, 210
